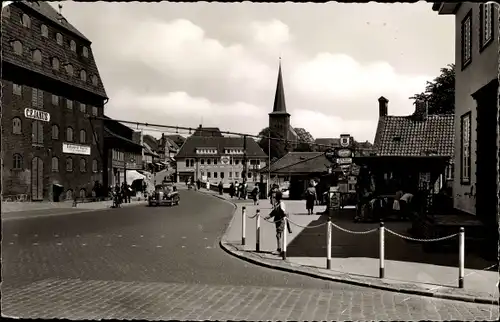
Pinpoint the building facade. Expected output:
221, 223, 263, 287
434, 3, 498, 231
1, 1, 107, 201
176, 128, 268, 187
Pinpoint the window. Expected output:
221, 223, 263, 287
12, 40, 23, 55
207, 172, 211, 178
235, 159, 240, 165
13, 154, 23, 169
21, 14, 31, 28
214, 159, 218, 165
214, 172, 218, 179
82, 46, 89, 58
220, 172, 224, 179
52, 124, 59, 140
32, 49, 42, 64
12, 117, 22, 134
66, 189, 73, 200
51, 157, 59, 172
190, 159, 194, 167
91, 106, 98, 116
13, 83, 22, 96
52, 57, 60, 70
80, 129, 86, 143
201, 159, 205, 165
70, 40, 76, 52
91, 75, 98, 86
461, 10, 472, 68
185, 159, 189, 167
66, 157, 73, 172
229, 172, 232, 178
41, 24, 48, 37
52, 94, 59, 105
207, 159, 212, 165
235, 172, 239, 178
2, 5, 10, 18
80, 70, 87, 81
66, 99, 73, 110
92, 159, 98, 173
460, 112, 471, 184
480, 3, 494, 50
66, 127, 73, 141
32, 120, 43, 145
65, 64, 74, 76
79, 189, 86, 198
56, 33, 63, 45
79, 103, 86, 113
80, 158, 87, 173
31, 88, 43, 108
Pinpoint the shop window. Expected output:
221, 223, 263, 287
12, 117, 22, 134
13, 154, 23, 169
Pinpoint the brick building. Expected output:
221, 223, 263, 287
1, 2, 107, 201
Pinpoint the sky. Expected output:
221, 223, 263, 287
51, 1, 454, 143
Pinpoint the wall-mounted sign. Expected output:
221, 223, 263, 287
340, 134, 351, 148
63, 142, 91, 156
337, 149, 352, 158
24, 108, 50, 122
337, 158, 353, 165
221, 156, 230, 165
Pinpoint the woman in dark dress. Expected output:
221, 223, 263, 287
305, 182, 317, 215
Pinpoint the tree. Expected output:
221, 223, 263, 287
410, 64, 455, 115
257, 127, 288, 161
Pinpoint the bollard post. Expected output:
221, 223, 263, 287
326, 218, 332, 269
256, 209, 261, 252
241, 206, 246, 246
379, 221, 385, 279
282, 217, 287, 260
458, 227, 465, 288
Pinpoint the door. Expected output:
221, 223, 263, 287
31, 157, 44, 201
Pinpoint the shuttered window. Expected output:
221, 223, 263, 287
32, 121, 43, 145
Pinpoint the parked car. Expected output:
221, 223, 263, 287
148, 183, 180, 206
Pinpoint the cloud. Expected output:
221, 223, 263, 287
290, 53, 430, 111
250, 19, 291, 47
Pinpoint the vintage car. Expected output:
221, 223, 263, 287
148, 183, 180, 207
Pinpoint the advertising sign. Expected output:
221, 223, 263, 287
337, 149, 352, 158
62, 143, 91, 156
337, 158, 353, 165
324, 149, 336, 163
24, 108, 50, 122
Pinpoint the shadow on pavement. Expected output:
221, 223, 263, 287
286, 208, 496, 271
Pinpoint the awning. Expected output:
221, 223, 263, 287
119, 170, 146, 183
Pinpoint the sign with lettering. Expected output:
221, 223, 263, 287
337, 149, 352, 158
324, 149, 336, 163
24, 108, 50, 122
63, 143, 91, 156
337, 158, 353, 165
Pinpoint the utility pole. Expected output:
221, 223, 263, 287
243, 135, 248, 182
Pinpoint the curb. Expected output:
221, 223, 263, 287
216, 196, 499, 306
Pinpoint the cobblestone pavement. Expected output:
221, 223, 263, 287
2, 190, 498, 320
2, 279, 498, 320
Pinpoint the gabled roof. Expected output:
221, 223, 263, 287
373, 114, 454, 157
269, 60, 289, 116
260, 152, 334, 174
176, 136, 267, 159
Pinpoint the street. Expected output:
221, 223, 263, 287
2, 190, 497, 320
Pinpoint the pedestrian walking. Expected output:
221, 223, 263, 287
229, 182, 235, 198
265, 192, 292, 254
252, 184, 260, 205
269, 184, 279, 207
196, 178, 201, 190
305, 181, 317, 215
218, 181, 224, 195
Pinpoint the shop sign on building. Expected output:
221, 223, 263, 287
337, 158, 353, 165
337, 149, 352, 158
63, 143, 91, 156
24, 108, 50, 122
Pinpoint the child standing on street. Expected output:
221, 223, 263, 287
265, 192, 292, 255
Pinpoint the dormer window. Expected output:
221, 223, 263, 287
52, 57, 60, 70
80, 69, 87, 81
32, 49, 42, 64
21, 14, 31, 28
65, 64, 74, 76
91, 75, 98, 86
41, 24, 48, 37
70, 40, 76, 52
82, 46, 89, 58
12, 40, 23, 55
56, 33, 63, 45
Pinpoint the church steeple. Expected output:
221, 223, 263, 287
270, 57, 289, 115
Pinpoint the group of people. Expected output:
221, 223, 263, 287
109, 182, 132, 208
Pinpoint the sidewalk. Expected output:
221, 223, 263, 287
200, 189, 499, 305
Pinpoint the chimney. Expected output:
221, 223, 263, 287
414, 99, 428, 121
378, 96, 388, 117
